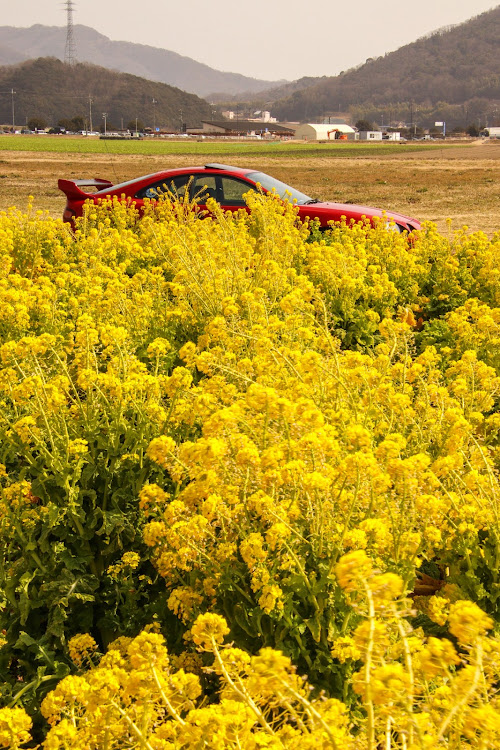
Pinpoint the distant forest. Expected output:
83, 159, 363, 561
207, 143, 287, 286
0, 58, 216, 130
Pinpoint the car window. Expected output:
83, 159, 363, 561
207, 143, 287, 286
135, 174, 191, 200
99, 172, 160, 195
192, 175, 218, 203
245, 171, 311, 204
220, 176, 255, 206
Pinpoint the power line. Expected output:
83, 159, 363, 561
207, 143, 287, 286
64, 0, 77, 65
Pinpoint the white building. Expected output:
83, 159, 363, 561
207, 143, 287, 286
253, 110, 277, 123
358, 131, 383, 141
222, 110, 277, 124
293, 123, 355, 141
488, 126, 500, 139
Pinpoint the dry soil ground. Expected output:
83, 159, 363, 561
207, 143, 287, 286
0, 140, 499, 235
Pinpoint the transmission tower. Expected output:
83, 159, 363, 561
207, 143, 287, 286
64, 0, 77, 65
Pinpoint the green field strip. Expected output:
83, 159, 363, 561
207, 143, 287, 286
0, 135, 457, 158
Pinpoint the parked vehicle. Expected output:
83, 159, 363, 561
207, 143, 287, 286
58, 163, 421, 232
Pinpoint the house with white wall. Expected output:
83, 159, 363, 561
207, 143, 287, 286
358, 131, 383, 141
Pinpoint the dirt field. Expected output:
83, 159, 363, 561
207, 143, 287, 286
1, 139, 499, 235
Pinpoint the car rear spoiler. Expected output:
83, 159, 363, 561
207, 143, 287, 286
58, 178, 114, 200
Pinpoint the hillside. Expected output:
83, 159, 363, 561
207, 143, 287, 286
0, 57, 216, 130
0, 24, 286, 98
261, 6, 500, 127
209, 76, 325, 105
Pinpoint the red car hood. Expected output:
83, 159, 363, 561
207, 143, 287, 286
298, 201, 419, 227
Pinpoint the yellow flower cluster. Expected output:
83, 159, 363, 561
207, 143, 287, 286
0, 707, 32, 750
37, 615, 356, 750
139, 218, 500, 657
1, 192, 500, 748
67, 633, 98, 667
36, 576, 500, 750
334, 552, 500, 748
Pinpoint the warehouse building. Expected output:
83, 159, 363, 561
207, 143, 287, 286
293, 122, 356, 141
189, 120, 295, 138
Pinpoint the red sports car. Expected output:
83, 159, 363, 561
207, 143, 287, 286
58, 163, 421, 232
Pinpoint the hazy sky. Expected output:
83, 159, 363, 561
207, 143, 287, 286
2, 0, 497, 81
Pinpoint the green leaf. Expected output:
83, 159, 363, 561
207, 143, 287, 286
14, 631, 37, 649
17, 570, 37, 626
233, 603, 260, 638
304, 614, 322, 643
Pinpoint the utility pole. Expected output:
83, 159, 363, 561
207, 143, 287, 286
64, 0, 77, 65
88, 95, 93, 134
152, 98, 158, 133
102, 112, 107, 135
0, 89, 16, 129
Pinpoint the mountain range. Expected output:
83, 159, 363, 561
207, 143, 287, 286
0, 24, 285, 98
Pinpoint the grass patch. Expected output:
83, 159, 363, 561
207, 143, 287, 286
0, 135, 453, 158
